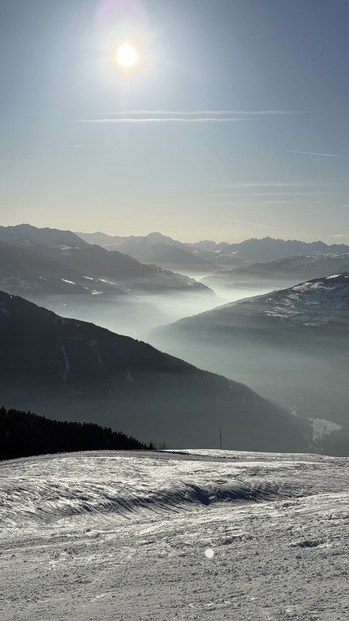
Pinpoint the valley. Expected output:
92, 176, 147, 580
1, 224, 348, 455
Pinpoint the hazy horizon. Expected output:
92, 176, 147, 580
3, 222, 349, 247
1, 1, 349, 244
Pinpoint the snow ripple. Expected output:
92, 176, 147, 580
1, 450, 346, 534
0, 478, 302, 527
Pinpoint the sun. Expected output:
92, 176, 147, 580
116, 43, 138, 68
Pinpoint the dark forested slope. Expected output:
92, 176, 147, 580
0, 291, 312, 452
0, 407, 150, 460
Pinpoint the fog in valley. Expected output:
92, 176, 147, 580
32, 287, 224, 341
38, 284, 277, 341
147, 273, 349, 455
1, 224, 349, 455
149, 310, 347, 423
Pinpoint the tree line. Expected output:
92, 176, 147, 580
0, 406, 152, 460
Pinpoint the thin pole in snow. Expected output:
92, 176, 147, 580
219, 426, 223, 450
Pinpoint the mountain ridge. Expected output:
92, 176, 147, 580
76, 229, 349, 273
150, 275, 349, 441
0, 290, 312, 453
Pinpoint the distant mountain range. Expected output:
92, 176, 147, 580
0, 225, 211, 294
0, 225, 217, 336
0, 291, 312, 453
217, 237, 349, 264
201, 253, 349, 291
77, 231, 217, 272
151, 274, 349, 452
77, 230, 349, 273
3, 225, 348, 286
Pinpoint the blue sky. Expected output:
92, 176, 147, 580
1, 0, 349, 243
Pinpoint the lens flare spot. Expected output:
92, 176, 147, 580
205, 548, 214, 559
116, 43, 138, 67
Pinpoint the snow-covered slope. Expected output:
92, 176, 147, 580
208, 273, 349, 327
1, 449, 348, 620
154, 274, 349, 341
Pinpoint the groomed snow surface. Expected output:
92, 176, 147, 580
1, 449, 348, 620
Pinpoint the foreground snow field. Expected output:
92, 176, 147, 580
1, 450, 348, 620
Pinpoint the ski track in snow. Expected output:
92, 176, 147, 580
0, 449, 348, 620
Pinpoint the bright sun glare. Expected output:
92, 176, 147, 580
116, 43, 138, 67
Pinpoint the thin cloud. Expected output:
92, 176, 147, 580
211, 191, 323, 198
217, 181, 307, 189
98, 109, 301, 116
80, 109, 301, 124
212, 199, 312, 206
217, 181, 346, 189
80, 117, 251, 124
276, 149, 340, 158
